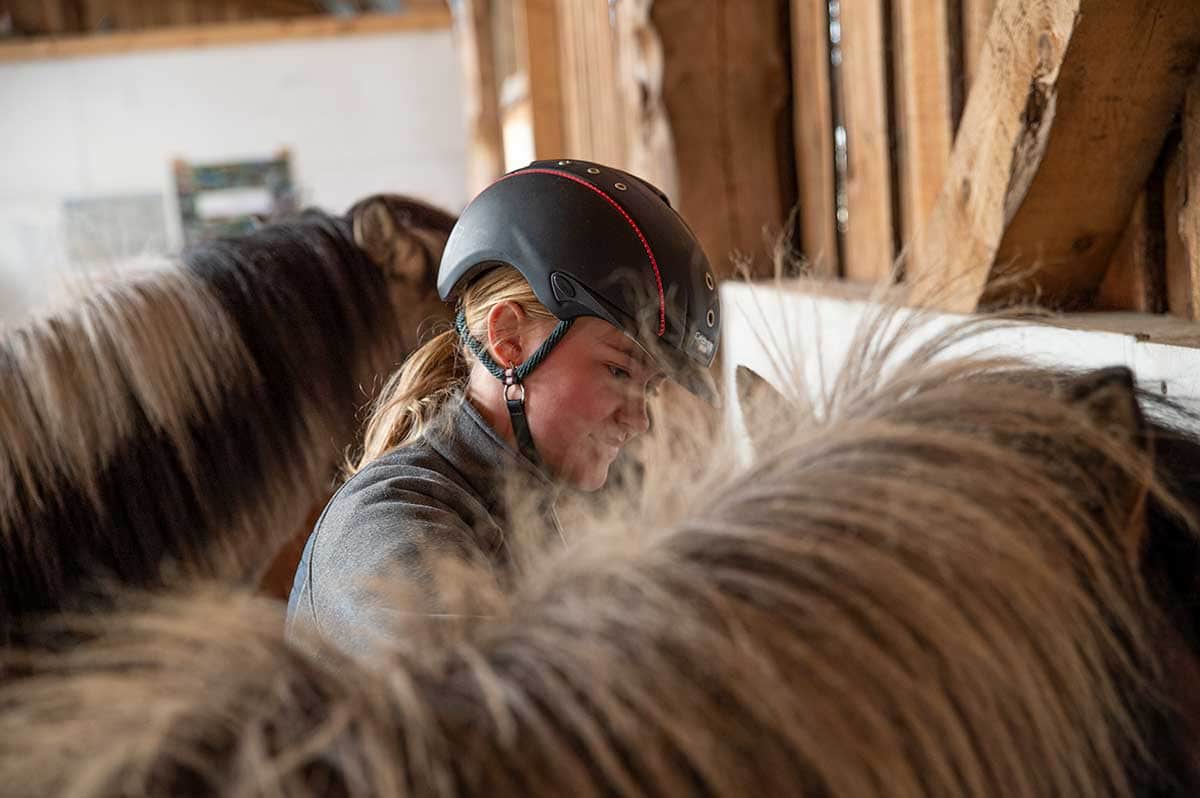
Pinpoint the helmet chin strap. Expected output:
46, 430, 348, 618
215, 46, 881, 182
501, 366, 542, 469
455, 310, 574, 470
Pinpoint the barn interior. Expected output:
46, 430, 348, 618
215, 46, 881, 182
3, 2, 1200, 793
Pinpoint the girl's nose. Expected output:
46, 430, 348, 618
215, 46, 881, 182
620, 391, 651, 436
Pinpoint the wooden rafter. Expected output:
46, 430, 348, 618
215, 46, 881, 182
910, 0, 1200, 313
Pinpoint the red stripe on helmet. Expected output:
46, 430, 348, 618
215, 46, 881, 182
498, 168, 667, 337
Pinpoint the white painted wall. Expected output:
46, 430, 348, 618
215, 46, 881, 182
0, 28, 468, 321
721, 282, 1200, 450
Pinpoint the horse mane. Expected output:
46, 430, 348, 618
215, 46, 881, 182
2, 311, 1198, 796
0, 199, 451, 639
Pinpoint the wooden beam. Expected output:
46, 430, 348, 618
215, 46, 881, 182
891, 0, 952, 277
987, 0, 1200, 309
1094, 191, 1166, 313
909, 0, 1200, 313
961, 0, 996, 94
790, 0, 838, 276
451, 0, 505, 197
0, 9, 452, 62
521, 0, 565, 159
838, 0, 894, 283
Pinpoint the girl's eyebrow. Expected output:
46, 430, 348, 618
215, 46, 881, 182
600, 340, 639, 361
601, 341, 664, 380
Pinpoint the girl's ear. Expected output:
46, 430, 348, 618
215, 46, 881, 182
485, 301, 526, 366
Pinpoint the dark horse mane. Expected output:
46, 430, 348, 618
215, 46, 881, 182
0, 196, 456, 641
1140, 400, 1200, 653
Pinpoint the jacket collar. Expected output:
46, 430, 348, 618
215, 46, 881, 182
425, 394, 558, 520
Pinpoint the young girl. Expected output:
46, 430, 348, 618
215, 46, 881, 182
287, 159, 721, 653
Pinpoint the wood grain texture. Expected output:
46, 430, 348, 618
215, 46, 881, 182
653, 0, 794, 279
522, 0, 566, 159
892, 0, 953, 278
910, 0, 1200, 313
838, 0, 894, 283
986, 0, 1200, 309
962, 0, 997, 92
790, 0, 838, 276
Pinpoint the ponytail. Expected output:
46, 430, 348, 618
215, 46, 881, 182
349, 328, 465, 474
349, 266, 554, 473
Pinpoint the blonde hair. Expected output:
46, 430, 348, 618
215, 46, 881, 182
351, 266, 556, 472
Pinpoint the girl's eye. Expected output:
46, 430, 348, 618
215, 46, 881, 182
608, 365, 632, 381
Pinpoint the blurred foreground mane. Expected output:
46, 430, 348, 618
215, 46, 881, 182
3, 311, 1199, 796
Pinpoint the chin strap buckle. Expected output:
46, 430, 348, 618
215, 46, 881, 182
503, 364, 540, 468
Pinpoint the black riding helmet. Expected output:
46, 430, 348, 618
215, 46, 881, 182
439, 159, 721, 467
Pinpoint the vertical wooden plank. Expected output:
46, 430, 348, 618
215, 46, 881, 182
451, 0, 505, 197
1095, 192, 1165, 312
556, 1, 624, 165
1180, 75, 1200, 319
790, 0, 838, 276
556, 1, 585, 155
838, 0, 894, 282
1168, 75, 1200, 320
613, 0, 679, 201
892, 0, 952, 273
521, 0, 565, 159
590, 4, 625, 165
962, 0, 996, 94
653, 0, 794, 279
1164, 149, 1192, 317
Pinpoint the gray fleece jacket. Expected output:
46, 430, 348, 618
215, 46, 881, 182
285, 395, 557, 655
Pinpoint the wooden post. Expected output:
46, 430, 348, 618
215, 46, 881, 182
790, 0, 838, 277
838, 0, 894, 283
557, 0, 624, 166
613, 0, 680, 203
910, 0, 1200, 312
891, 0, 952, 277
961, 0, 997, 94
652, 0, 794, 279
521, 0, 565, 160
451, 0, 505, 198
1168, 72, 1200, 319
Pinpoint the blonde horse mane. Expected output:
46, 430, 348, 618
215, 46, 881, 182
2, 309, 1197, 796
